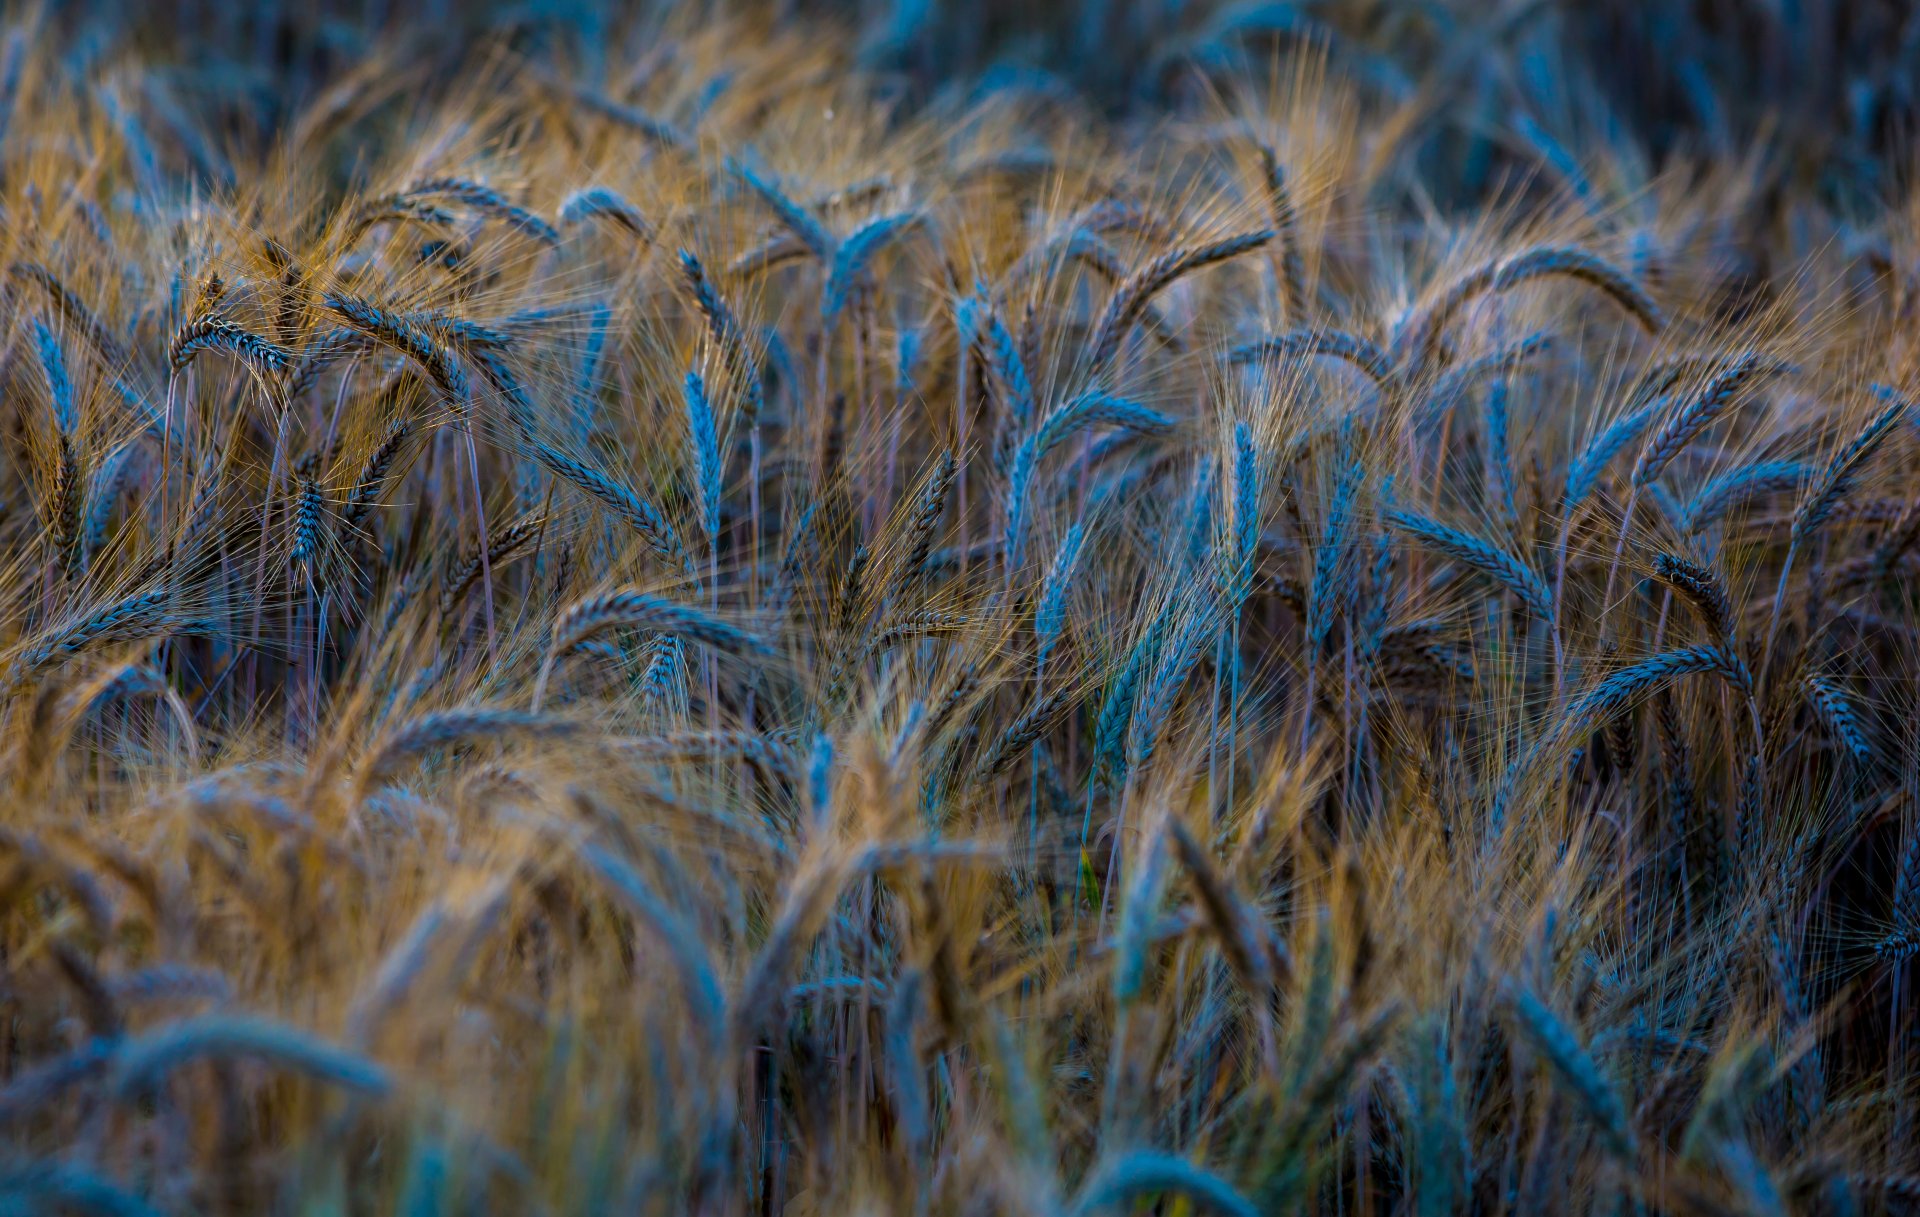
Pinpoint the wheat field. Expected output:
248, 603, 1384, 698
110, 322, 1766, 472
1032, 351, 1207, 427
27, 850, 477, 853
2, 1, 1918, 1212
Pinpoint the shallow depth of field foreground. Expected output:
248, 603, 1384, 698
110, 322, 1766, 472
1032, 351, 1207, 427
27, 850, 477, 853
4, 1, 1920, 1212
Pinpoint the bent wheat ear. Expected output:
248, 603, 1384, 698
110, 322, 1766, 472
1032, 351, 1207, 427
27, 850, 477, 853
1682, 461, 1808, 533
111, 1015, 390, 1098
1802, 672, 1871, 764
959, 293, 1036, 428
1561, 644, 1752, 737
1034, 392, 1176, 460
822, 210, 927, 321
1255, 142, 1307, 322
1489, 246, 1663, 331
547, 589, 770, 660
168, 314, 295, 378
728, 232, 811, 279
1793, 386, 1911, 540
532, 442, 692, 575
1425, 331, 1553, 418
361, 707, 578, 779
1087, 228, 1273, 371
558, 186, 655, 243
562, 82, 696, 151
323, 293, 471, 406
1565, 401, 1659, 510
677, 250, 764, 425
440, 515, 545, 614
1650, 552, 1735, 642
1228, 327, 1395, 387
1386, 508, 1553, 621
971, 686, 1074, 779
8, 590, 178, 686
579, 846, 726, 1039
1505, 984, 1636, 1161
1401, 245, 1659, 366
402, 175, 559, 244
729, 157, 834, 260
1632, 353, 1788, 487
1067, 1150, 1257, 1217
10, 261, 129, 366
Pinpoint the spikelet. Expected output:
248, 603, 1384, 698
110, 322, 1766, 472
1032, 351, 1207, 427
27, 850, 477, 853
1219, 421, 1262, 610
864, 610, 968, 657
1802, 672, 1871, 765
1483, 378, 1519, 528
683, 369, 723, 546
895, 448, 957, 593
7, 590, 178, 687
289, 477, 323, 568
615, 729, 797, 780
971, 686, 1074, 779
345, 195, 457, 242
341, 417, 413, 532
886, 969, 931, 1158
1166, 815, 1271, 993
1560, 644, 1753, 738
1565, 401, 1660, 510
1307, 456, 1365, 656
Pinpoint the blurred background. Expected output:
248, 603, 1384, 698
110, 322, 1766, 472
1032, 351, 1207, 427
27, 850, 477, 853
25, 0, 1918, 213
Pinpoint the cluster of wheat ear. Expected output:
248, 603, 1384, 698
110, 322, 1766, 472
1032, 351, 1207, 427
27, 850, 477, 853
0, 3, 1918, 1214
